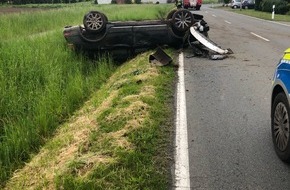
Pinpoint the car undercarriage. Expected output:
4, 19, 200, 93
63, 9, 231, 60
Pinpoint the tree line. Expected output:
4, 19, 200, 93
255, 0, 290, 14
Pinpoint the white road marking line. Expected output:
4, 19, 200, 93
175, 52, 191, 190
225, 20, 231, 24
250, 32, 270, 42
212, 14, 217, 17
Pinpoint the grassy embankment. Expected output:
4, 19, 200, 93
232, 9, 290, 22
0, 3, 176, 189
217, 5, 290, 22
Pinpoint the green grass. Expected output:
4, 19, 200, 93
0, 3, 175, 187
55, 54, 175, 189
0, 3, 175, 40
203, 0, 221, 4
218, 6, 290, 22
0, 30, 116, 186
4, 50, 176, 190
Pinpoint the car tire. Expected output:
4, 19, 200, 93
195, 5, 201, 10
272, 92, 290, 162
83, 11, 107, 33
172, 9, 194, 32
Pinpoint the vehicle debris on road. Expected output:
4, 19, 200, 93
187, 26, 233, 60
149, 47, 173, 66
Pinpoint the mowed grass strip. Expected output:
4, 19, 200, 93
231, 9, 290, 22
5, 50, 176, 190
217, 6, 290, 22
0, 3, 175, 187
0, 3, 174, 40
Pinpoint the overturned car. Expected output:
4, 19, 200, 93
63, 9, 210, 59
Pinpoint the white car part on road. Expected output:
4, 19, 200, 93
190, 26, 229, 55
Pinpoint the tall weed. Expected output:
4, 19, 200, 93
0, 30, 115, 185
0, 3, 174, 186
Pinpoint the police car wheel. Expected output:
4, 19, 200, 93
272, 92, 290, 162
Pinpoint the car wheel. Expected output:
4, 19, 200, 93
172, 9, 194, 32
83, 11, 107, 33
233, 5, 237, 8
272, 92, 290, 162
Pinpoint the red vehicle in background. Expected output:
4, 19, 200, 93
183, 0, 202, 10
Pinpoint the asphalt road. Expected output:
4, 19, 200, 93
183, 5, 290, 189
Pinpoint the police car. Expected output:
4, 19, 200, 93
271, 48, 290, 162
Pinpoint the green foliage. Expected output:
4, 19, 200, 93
135, 0, 141, 3
224, 0, 230, 4
125, 0, 132, 3
260, 0, 289, 14
287, 3, 290, 14
255, 0, 261, 10
0, 3, 175, 187
156, 6, 172, 19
